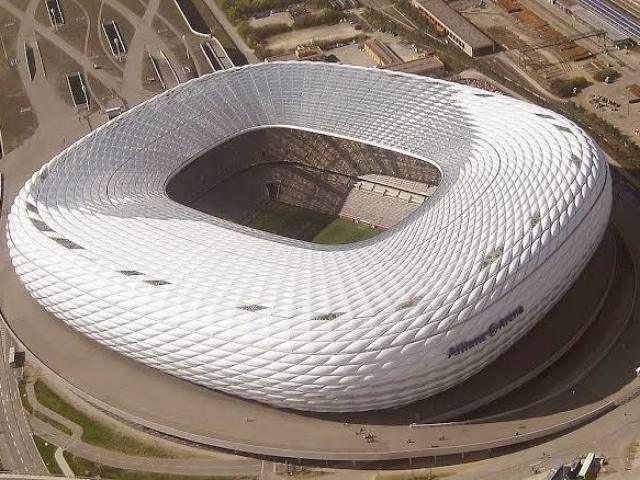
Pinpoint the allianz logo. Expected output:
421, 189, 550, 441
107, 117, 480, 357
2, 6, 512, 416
447, 305, 525, 358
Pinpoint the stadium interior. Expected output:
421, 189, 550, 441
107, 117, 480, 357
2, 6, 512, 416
166, 127, 441, 242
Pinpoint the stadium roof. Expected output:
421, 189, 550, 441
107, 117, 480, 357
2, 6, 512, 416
7, 62, 611, 412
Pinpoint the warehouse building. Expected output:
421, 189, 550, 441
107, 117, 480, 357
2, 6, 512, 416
363, 39, 403, 66
265, 45, 327, 62
411, 0, 495, 56
382, 54, 446, 76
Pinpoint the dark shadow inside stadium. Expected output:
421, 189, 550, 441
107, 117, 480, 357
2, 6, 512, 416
165, 127, 440, 244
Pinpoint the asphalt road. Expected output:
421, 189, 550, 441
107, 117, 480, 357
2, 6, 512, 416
0, 324, 45, 473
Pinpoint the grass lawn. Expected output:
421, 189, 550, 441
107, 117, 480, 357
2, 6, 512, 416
34, 435, 62, 475
34, 380, 178, 458
18, 379, 33, 414
168, 0, 247, 65
243, 201, 335, 241
243, 201, 381, 244
312, 218, 379, 244
50, 0, 88, 53
20, 379, 74, 435
64, 452, 253, 480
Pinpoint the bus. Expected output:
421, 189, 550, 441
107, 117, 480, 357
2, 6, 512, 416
577, 452, 596, 480
545, 463, 565, 480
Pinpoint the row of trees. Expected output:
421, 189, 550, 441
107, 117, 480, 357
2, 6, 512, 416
548, 77, 590, 98
236, 8, 345, 48
215, 0, 335, 23
592, 68, 621, 83
215, 0, 295, 22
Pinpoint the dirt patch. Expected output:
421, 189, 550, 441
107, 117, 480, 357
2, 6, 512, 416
249, 11, 293, 28
37, 33, 102, 113
54, 0, 89, 53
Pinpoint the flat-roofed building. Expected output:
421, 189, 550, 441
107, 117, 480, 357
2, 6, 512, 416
265, 45, 326, 62
382, 54, 446, 76
627, 83, 640, 103
363, 39, 403, 66
412, 0, 495, 56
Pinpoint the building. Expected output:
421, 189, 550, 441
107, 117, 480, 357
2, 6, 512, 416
363, 39, 404, 66
7, 62, 611, 413
627, 83, 640, 103
382, 54, 446, 76
412, 0, 495, 56
265, 44, 326, 62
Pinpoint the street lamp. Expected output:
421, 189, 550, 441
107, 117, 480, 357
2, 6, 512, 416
81, 83, 89, 112
114, 36, 122, 62
50, 8, 57, 32
182, 34, 190, 59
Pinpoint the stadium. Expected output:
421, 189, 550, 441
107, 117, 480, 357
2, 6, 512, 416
7, 62, 611, 413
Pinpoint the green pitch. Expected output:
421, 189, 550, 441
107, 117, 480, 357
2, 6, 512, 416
243, 201, 380, 244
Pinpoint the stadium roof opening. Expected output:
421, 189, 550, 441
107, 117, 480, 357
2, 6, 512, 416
165, 127, 441, 243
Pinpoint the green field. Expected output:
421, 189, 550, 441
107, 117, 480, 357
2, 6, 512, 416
34, 435, 62, 475
63, 451, 248, 480
34, 380, 177, 458
243, 201, 380, 244
312, 218, 379, 244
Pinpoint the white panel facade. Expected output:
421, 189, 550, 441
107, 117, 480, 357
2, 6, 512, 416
7, 63, 611, 412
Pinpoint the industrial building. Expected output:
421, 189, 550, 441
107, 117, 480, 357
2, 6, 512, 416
265, 45, 327, 62
381, 54, 446, 76
411, 0, 495, 56
363, 39, 403, 66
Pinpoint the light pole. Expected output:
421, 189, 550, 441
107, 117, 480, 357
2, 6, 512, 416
81, 83, 89, 112
182, 34, 190, 59
627, 88, 630, 117
114, 36, 121, 62
50, 8, 57, 32
0, 35, 7, 60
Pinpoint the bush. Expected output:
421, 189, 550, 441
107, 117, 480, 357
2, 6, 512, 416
592, 68, 621, 83
237, 21, 291, 46
548, 76, 590, 97
292, 9, 344, 29
215, 0, 296, 22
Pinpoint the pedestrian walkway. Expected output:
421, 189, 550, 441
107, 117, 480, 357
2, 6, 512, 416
24, 380, 261, 476
53, 448, 74, 478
